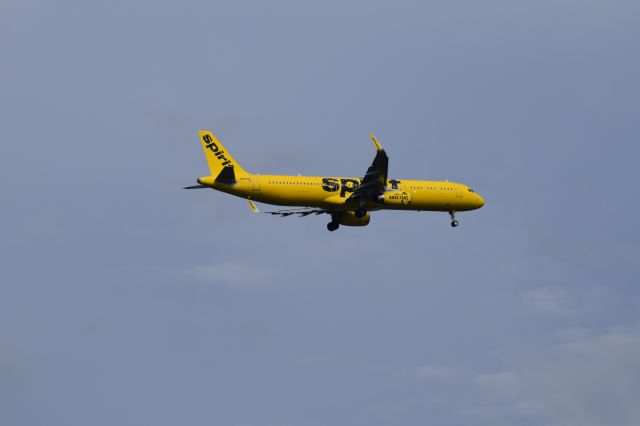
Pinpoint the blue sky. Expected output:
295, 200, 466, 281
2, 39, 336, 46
1, 1, 639, 425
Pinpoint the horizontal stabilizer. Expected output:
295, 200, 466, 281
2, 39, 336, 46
248, 200, 260, 213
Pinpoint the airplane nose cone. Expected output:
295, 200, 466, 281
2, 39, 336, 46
477, 195, 485, 208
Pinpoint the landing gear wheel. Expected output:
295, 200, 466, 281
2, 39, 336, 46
327, 222, 340, 232
448, 210, 458, 228
355, 207, 367, 219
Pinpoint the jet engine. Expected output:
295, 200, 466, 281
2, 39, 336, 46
340, 211, 370, 226
378, 191, 411, 206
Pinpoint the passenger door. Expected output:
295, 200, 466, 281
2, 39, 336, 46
251, 177, 261, 192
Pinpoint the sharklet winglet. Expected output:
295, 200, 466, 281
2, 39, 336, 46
370, 133, 383, 151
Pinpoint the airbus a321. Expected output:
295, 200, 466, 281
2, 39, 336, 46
185, 130, 485, 231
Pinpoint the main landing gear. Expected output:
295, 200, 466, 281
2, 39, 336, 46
327, 221, 340, 232
449, 210, 459, 228
355, 207, 367, 218
327, 213, 341, 232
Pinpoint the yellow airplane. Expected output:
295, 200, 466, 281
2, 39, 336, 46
185, 130, 485, 231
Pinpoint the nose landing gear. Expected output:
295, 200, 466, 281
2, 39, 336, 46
449, 210, 459, 227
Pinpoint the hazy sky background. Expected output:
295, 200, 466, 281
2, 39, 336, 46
2, 1, 639, 425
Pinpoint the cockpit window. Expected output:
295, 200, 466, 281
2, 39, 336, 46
467, 188, 474, 193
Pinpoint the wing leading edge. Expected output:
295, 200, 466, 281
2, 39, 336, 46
348, 133, 389, 202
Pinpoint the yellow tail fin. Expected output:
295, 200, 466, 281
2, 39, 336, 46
198, 130, 250, 176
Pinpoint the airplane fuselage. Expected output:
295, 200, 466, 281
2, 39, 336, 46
189, 130, 485, 230
198, 174, 485, 213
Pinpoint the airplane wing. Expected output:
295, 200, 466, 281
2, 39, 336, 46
247, 200, 327, 217
347, 133, 388, 202
267, 208, 328, 217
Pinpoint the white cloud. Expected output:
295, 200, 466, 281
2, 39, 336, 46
555, 327, 590, 341
190, 261, 275, 288
522, 286, 571, 315
475, 371, 519, 399
466, 326, 640, 425
415, 364, 460, 381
